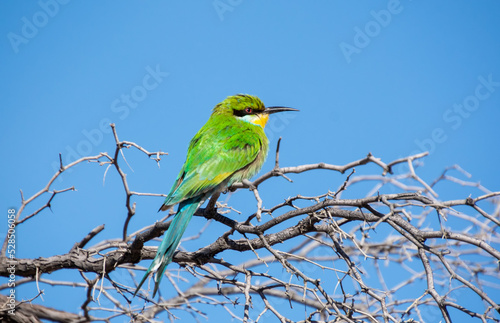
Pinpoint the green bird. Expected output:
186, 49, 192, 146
135, 94, 298, 297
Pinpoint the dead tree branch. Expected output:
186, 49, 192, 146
2, 127, 498, 323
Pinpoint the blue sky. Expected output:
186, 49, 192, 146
1, 1, 500, 321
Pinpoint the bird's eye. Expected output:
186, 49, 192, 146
233, 107, 256, 117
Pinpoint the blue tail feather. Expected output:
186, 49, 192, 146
134, 196, 202, 297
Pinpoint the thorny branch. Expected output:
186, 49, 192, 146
1, 127, 499, 323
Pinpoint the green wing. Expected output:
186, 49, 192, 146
162, 117, 266, 207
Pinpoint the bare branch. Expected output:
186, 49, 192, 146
3, 128, 498, 323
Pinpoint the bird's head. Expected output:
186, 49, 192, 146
213, 94, 298, 128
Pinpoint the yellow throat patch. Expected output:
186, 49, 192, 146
251, 113, 269, 128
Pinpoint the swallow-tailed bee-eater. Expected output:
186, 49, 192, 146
135, 94, 298, 296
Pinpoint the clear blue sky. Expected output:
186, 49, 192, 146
1, 1, 499, 321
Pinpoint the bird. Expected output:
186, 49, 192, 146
134, 94, 298, 297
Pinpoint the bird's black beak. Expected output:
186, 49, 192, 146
264, 106, 300, 114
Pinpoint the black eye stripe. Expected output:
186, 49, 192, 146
233, 107, 255, 117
